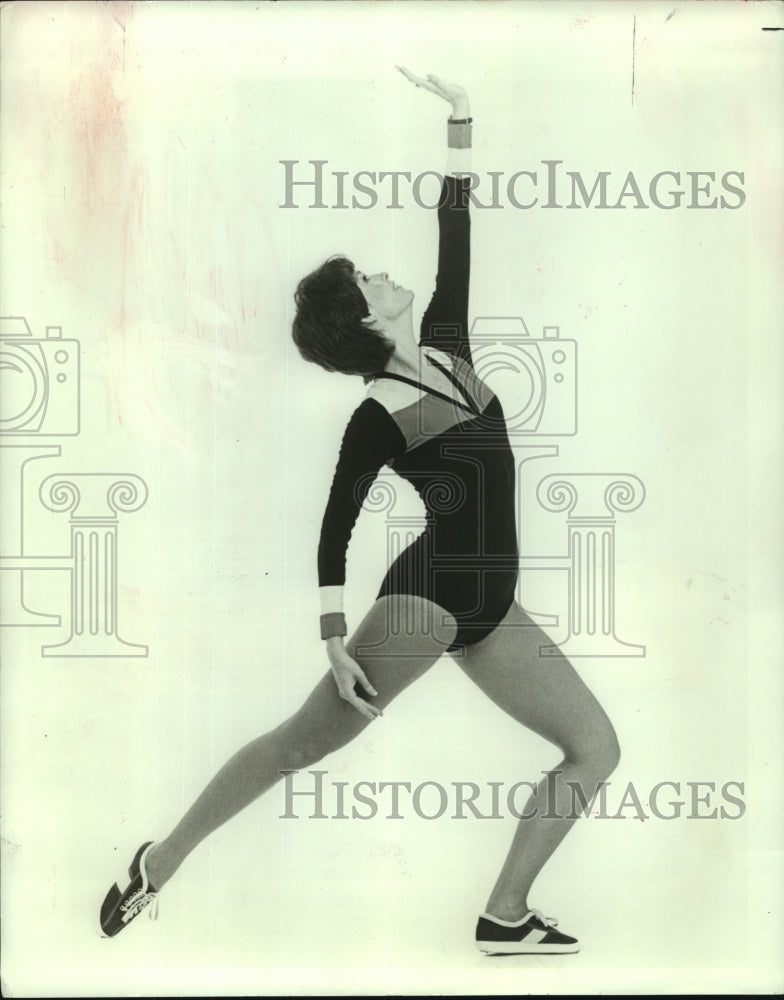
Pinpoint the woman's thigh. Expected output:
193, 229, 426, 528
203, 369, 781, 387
279, 594, 457, 757
452, 600, 619, 761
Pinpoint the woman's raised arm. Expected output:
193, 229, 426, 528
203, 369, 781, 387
397, 67, 474, 366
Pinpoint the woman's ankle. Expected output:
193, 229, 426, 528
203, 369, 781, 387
145, 840, 178, 891
484, 897, 530, 923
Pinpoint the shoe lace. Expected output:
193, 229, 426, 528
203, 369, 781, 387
530, 908, 558, 928
120, 887, 159, 923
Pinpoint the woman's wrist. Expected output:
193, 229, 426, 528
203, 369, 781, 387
450, 98, 471, 120
320, 611, 347, 641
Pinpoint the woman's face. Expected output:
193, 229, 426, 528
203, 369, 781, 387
355, 270, 414, 328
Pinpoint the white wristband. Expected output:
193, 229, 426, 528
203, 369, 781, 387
447, 146, 472, 178
319, 585, 344, 615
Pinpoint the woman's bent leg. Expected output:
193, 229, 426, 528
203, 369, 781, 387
145, 595, 456, 890
454, 600, 620, 922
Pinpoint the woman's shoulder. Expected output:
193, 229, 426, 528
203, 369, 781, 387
365, 376, 420, 416
339, 392, 406, 452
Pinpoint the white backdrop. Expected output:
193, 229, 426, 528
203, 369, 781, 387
1, 1, 782, 995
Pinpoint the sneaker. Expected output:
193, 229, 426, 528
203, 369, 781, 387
476, 909, 580, 955
100, 841, 159, 938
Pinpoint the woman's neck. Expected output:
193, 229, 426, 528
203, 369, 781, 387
379, 312, 425, 377
385, 337, 424, 377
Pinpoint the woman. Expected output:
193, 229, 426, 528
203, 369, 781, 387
100, 69, 619, 955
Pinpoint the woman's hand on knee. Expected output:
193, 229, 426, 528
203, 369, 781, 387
326, 641, 383, 721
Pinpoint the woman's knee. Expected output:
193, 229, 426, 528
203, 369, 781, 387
596, 723, 621, 778
278, 735, 325, 772
274, 708, 361, 771
563, 717, 621, 779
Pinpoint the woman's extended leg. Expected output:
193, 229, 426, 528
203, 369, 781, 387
454, 600, 620, 922
144, 595, 456, 890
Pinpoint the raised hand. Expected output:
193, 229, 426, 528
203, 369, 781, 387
396, 66, 470, 118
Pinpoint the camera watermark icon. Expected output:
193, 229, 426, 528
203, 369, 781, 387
467, 317, 577, 437
409, 315, 577, 442
0, 317, 80, 436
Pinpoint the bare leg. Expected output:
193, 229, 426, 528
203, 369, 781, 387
145, 595, 456, 890
454, 600, 620, 922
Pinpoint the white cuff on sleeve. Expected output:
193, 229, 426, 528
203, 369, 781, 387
446, 146, 472, 178
319, 585, 344, 615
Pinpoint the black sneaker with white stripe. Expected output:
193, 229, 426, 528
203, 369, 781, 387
476, 909, 580, 955
100, 841, 159, 937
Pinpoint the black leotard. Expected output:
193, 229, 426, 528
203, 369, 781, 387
318, 175, 518, 652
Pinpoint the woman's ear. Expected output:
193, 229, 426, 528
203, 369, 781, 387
361, 311, 379, 329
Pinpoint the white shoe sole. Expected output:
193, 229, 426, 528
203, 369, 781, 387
477, 940, 581, 955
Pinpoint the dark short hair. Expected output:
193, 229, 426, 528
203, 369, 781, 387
291, 255, 394, 382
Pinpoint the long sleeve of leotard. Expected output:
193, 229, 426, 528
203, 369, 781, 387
317, 398, 406, 639
419, 172, 473, 368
